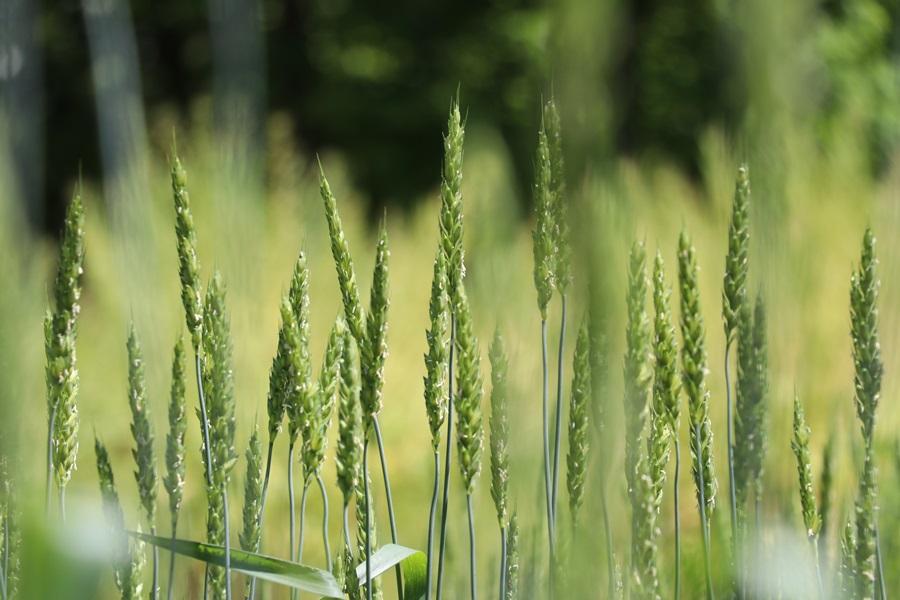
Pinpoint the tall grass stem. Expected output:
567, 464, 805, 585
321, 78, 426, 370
499, 526, 507, 600
541, 320, 554, 551
724, 345, 737, 596
696, 421, 714, 600
599, 461, 614, 599
167, 517, 177, 600
249, 441, 275, 599
151, 525, 159, 600
876, 523, 886, 600
364, 440, 373, 600
317, 476, 332, 571
467, 494, 477, 600
436, 316, 456, 600
373, 417, 403, 598
674, 438, 681, 600
811, 538, 824, 600
427, 451, 440, 600
288, 444, 296, 600
297, 484, 309, 563
551, 297, 567, 528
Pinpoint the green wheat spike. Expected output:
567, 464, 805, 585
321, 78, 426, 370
319, 164, 366, 345
489, 328, 510, 527
567, 316, 590, 524
850, 228, 882, 600
439, 97, 466, 310
424, 251, 451, 451
360, 227, 390, 433
336, 330, 363, 505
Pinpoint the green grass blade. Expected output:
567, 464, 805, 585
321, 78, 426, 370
354, 544, 422, 585
131, 531, 344, 597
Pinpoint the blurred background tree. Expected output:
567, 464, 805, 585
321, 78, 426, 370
5, 0, 900, 233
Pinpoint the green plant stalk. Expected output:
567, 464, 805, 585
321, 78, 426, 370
427, 450, 440, 600
499, 526, 507, 600
811, 539, 824, 600
467, 493, 478, 600
317, 476, 332, 572
540, 320, 555, 561
551, 296, 567, 532
249, 441, 274, 600
724, 344, 737, 593
297, 483, 309, 563
288, 443, 296, 600
151, 525, 159, 600
0, 515, 6, 600
364, 440, 372, 600
876, 524, 886, 600
167, 514, 178, 600
674, 438, 681, 600
373, 417, 403, 599
342, 501, 351, 553
696, 421, 714, 600
194, 353, 222, 596
436, 316, 456, 600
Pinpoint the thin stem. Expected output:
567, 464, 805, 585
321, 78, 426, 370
45, 405, 57, 519
364, 440, 373, 600
373, 417, 403, 599
436, 316, 456, 600
194, 353, 225, 600
551, 296, 567, 530
541, 320, 555, 554
599, 458, 615, 600
343, 502, 351, 553
674, 437, 681, 600
151, 525, 159, 600
222, 481, 232, 600
695, 421, 714, 600
724, 345, 738, 598
876, 521, 887, 600
297, 483, 309, 563
811, 537, 824, 600
59, 485, 66, 524
288, 443, 296, 600
317, 475, 332, 572
249, 441, 275, 600
467, 494, 477, 600
499, 526, 507, 600
755, 486, 762, 595
167, 517, 178, 600
427, 450, 440, 600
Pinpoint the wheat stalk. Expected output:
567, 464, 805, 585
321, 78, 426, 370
126, 324, 159, 599
850, 228, 882, 600
163, 335, 187, 600
489, 328, 511, 600
240, 424, 263, 599
45, 187, 85, 520
791, 391, 824, 598
201, 271, 237, 600
678, 229, 716, 599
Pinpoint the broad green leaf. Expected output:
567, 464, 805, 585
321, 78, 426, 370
353, 544, 427, 599
399, 548, 427, 600
131, 531, 344, 597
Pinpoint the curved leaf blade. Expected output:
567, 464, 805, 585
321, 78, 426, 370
131, 531, 344, 597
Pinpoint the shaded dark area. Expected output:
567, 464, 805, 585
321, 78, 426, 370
8, 0, 900, 235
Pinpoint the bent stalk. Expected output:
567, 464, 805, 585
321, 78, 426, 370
317, 476, 332, 572
373, 417, 403, 599
427, 450, 440, 600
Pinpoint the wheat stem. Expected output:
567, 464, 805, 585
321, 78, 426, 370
373, 417, 402, 597
674, 437, 681, 600
427, 450, 440, 599
167, 514, 178, 600
288, 443, 296, 600
364, 440, 372, 600
248, 441, 274, 600
541, 320, 555, 559
811, 538, 825, 600
467, 493, 478, 600
317, 475, 332, 572
297, 483, 309, 563
499, 526, 507, 600
696, 421, 714, 600
876, 523, 886, 600
551, 295, 567, 531
725, 344, 738, 593
436, 315, 456, 600
342, 502, 351, 553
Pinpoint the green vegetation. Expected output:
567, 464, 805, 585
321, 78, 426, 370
7, 51, 900, 599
